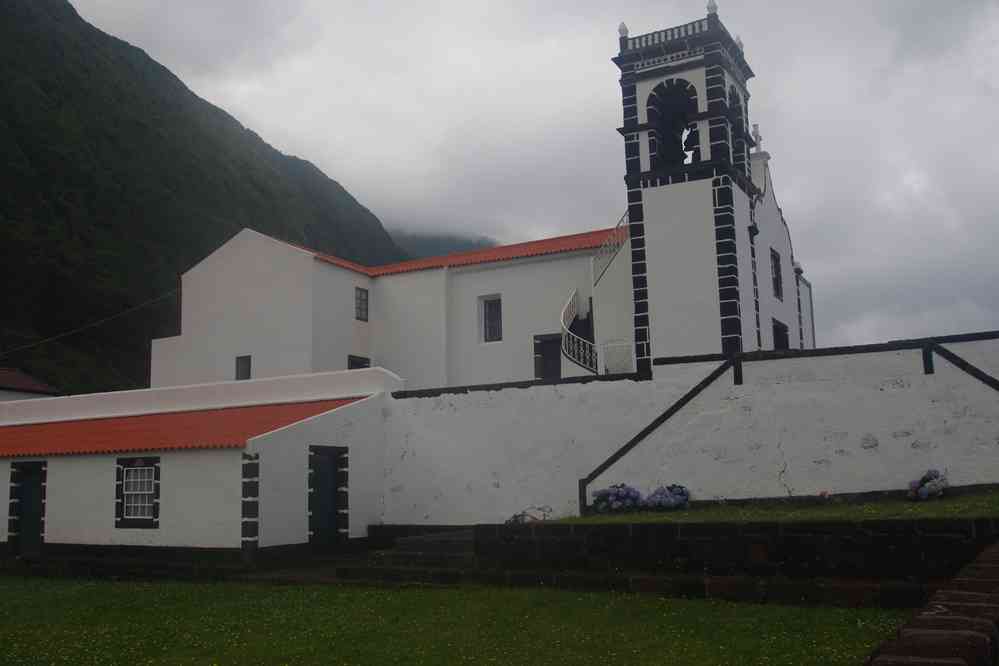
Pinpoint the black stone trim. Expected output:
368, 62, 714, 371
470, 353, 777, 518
391, 371, 643, 399
922, 345, 935, 375
7, 461, 47, 552
115, 457, 159, 530
241, 452, 260, 564
651, 329, 999, 366
712, 179, 742, 355
579, 359, 734, 511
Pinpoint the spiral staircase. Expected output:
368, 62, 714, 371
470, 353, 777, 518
560, 211, 631, 374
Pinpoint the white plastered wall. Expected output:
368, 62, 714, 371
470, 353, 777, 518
371, 269, 448, 389
383, 364, 718, 523
43, 449, 242, 548
150, 229, 315, 387
601, 341, 999, 499
748, 156, 808, 349
642, 179, 722, 357
251, 393, 388, 546
446, 254, 592, 386
382, 339, 999, 524
593, 238, 635, 374
311, 261, 372, 372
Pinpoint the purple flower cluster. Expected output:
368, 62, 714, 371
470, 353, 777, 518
641, 484, 690, 510
592, 483, 642, 513
907, 469, 948, 501
592, 483, 691, 513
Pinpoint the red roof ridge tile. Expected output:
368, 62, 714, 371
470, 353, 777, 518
263, 226, 616, 278
0, 397, 364, 458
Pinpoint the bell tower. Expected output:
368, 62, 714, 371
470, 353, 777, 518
615, 3, 758, 376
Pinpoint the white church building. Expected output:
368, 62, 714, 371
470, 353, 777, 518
10, 7, 995, 568
148, 7, 815, 391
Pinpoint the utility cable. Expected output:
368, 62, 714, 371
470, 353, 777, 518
0, 289, 178, 361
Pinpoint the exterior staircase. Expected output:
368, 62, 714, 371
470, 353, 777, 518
560, 210, 630, 374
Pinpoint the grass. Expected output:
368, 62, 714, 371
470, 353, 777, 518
0, 577, 905, 665
563, 488, 999, 524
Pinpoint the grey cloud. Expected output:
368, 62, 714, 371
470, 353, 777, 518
67, 0, 999, 345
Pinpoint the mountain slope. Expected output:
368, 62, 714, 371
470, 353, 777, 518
389, 229, 498, 259
0, 0, 406, 394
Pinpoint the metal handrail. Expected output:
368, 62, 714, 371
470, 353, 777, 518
560, 289, 597, 374
593, 210, 629, 287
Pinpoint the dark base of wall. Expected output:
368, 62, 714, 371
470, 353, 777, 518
0, 540, 377, 579
255, 562, 937, 609
367, 525, 475, 550
475, 519, 997, 580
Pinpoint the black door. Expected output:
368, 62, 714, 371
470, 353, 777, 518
534, 334, 562, 380
308, 446, 348, 549
772, 319, 790, 351
14, 463, 44, 558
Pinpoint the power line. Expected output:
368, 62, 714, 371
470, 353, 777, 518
0, 289, 178, 362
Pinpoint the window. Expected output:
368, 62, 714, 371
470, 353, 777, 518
770, 249, 783, 301
124, 467, 155, 518
355, 287, 369, 322
482, 295, 502, 342
116, 457, 160, 529
348, 355, 370, 370
235, 355, 252, 381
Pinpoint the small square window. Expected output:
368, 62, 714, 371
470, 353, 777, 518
355, 287, 369, 322
770, 249, 784, 302
235, 355, 252, 381
482, 296, 502, 343
348, 355, 371, 370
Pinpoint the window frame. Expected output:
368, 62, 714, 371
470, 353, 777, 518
347, 354, 371, 370
355, 287, 369, 322
235, 355, 252, 381
115, 457, 160, 529
770, 249, 784, 302
481, 295, 503, 343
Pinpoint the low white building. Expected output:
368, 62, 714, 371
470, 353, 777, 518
150, 9, 815, 391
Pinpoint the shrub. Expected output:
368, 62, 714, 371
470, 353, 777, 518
907, 469, 948, 501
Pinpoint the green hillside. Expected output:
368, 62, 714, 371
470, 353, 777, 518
0, 0, 406, 394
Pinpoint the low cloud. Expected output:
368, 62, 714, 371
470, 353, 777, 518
71, 0, 999, 344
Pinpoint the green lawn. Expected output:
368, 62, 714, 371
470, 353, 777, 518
0, 577, 904, 665
565, 488, 999, 524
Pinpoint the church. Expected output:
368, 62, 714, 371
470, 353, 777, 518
148, 1, 815, 391
28, 6, 999, 569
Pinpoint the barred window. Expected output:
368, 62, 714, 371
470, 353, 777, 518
123, 467, 155, 518
355, 287, 369, 322
482, 296, 502, 343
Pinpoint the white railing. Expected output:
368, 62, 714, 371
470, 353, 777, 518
560, 289, 598, 374
593, 210, 629, 286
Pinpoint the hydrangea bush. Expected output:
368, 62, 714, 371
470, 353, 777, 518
642, 484, 690, 510
907, 469, 948, 501
591, 483, 690, 513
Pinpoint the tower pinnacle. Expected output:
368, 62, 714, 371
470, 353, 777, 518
707, 0, 718, 16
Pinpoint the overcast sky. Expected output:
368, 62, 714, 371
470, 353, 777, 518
71, 0, 999, 346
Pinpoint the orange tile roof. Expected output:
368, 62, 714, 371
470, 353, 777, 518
0, 398, 362, 458
303, 227, 616, 277
0, 368, 58, 395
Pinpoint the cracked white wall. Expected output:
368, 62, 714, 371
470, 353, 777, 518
380, 339, 999, 524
